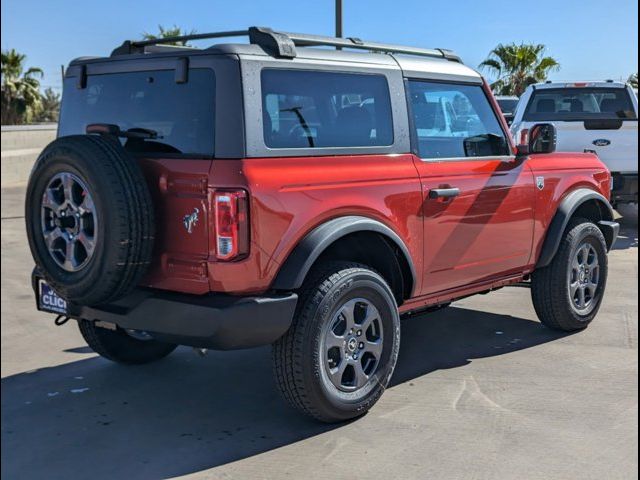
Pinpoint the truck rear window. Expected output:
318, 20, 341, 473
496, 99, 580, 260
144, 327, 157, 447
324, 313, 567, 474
261, 69, 393, 149
59, 69, 215, 155
523, 87, 636, 122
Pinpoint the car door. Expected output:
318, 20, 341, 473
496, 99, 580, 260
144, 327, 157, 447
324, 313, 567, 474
407, 80, 536, 295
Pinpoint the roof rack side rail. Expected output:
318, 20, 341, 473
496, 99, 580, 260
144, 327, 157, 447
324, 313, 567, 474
280, 30, 462, 63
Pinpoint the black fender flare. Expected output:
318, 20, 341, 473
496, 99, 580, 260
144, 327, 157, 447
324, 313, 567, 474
536, 188, 617, 268
271, 216, 417, 295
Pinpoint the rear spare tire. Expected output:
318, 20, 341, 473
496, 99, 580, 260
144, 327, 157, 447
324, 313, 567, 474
25, 135, 154, 306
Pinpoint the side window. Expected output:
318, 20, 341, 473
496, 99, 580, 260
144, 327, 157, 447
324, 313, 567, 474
407, 81, 510, 159
261, 69, 393, 149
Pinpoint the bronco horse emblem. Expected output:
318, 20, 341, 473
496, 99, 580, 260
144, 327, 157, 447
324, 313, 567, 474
183, 208, 200, 234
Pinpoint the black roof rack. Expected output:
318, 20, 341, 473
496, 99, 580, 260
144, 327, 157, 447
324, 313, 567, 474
111, 26, 462, 63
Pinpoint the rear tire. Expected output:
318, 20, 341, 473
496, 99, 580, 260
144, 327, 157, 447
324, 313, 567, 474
272, 261, 400, 423
78, 320, 177, 365
531, 218, 608, 331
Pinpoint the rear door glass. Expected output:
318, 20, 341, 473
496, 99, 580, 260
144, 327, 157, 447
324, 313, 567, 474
407, 81, 510, 159
261, 69, 393, 148
523, 87, 637, 122
59, 69, 215, 155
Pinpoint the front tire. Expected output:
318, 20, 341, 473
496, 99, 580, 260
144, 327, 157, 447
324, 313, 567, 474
273, 262, 400, 423
531, 218, 608, 331
78, 320, 177, 365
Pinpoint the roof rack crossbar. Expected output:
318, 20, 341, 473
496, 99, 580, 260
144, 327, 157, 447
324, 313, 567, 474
111, 26, 462, 63
131, 30, 249, 49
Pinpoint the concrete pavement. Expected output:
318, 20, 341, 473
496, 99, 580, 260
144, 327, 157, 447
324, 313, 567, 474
1, 186, 637, 480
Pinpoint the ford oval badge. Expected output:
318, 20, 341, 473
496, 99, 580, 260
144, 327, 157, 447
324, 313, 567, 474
592, 139, 611, 147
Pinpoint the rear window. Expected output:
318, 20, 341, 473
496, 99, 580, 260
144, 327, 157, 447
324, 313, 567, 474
497, 98, 518, 114
261, 69, 393, 149
59, 69, 215, 155
523, 87, 637, 122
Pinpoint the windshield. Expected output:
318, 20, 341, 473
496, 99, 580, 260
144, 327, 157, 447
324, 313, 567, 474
59, 69, 215, 155
523, 87, 636, 122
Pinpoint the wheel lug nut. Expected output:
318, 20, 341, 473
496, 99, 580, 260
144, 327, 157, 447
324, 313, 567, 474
359, 342, 364, 349
352, 354, 358, 360
357, 330, 362, 336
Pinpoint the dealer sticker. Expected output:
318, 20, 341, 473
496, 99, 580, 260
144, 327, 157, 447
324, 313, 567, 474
38, 280, 67, 314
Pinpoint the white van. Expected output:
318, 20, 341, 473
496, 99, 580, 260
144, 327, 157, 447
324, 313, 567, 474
511, 81, 638, 205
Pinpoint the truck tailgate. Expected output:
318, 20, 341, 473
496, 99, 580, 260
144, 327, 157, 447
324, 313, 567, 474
554, 120, 637, 173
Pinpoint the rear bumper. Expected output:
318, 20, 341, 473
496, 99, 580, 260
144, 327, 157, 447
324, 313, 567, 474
611, 173, 638, 204
32, 270, 297, 350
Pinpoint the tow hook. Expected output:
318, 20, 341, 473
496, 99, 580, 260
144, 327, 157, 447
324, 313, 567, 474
54, 315, 71, 326
193, 347, 208, 357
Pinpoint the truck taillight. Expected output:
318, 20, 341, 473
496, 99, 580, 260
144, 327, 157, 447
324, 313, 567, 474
214, 190, 248, 261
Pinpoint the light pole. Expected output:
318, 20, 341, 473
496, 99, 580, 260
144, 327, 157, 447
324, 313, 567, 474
335, 0, 343, 39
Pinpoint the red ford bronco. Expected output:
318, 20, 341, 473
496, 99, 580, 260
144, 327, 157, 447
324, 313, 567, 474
26, 27, 619, 422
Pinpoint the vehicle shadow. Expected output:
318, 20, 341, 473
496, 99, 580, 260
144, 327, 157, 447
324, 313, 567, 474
1, 306, 566, 479
612, 226, 638, 250
612, 204, 638, 250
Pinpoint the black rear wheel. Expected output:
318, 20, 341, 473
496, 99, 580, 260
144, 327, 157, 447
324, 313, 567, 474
272, 261, 400, 423
78, 320, 177, 365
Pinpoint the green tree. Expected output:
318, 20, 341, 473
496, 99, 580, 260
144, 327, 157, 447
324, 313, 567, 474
142, 25, 197, 46
1, 49, 43, 124
34, 87, 61, 123
479, 43, 560, 97
628, 73, 638, 89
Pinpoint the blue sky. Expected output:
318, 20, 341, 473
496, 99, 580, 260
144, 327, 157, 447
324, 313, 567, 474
1, 0, 637, 93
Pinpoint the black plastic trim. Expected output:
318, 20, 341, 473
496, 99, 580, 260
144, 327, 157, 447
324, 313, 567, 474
536, 188, 616, 268
598, 220, 620, 251
271, 216, 417, 295
175, 57, 189, 83
611, 173, 638, 204
32, 270, 297, 350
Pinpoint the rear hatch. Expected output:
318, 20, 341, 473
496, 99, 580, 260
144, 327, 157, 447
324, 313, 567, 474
520, 85, 638, 173
58, 66, 216, 294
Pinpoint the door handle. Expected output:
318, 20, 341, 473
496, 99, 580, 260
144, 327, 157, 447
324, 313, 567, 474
428, 187, 460, 199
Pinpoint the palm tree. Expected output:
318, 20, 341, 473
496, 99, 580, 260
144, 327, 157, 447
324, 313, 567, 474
1, 49, 43, 124
628, 73, 638, 89
479, 43, 560, 97
34, 87, 61, 123
142, 25, 197, 46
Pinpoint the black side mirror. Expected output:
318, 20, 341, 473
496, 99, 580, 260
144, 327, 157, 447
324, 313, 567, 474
516, 123, 557, 157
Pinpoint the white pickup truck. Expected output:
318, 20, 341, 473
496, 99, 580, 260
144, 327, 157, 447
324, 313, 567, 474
511, 81, 638, 206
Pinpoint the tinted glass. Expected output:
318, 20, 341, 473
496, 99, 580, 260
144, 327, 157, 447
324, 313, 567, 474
408, 81, 510, 159
261, 69, 393, 148
523, 87, 637, 121
59, 69, 215, 155
497, 98, 518, 114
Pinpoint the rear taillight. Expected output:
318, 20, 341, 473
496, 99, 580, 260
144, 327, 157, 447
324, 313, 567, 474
213, 190, 249, 261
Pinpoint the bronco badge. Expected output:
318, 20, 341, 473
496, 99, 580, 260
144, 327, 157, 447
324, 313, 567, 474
183, 207, 200, 234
